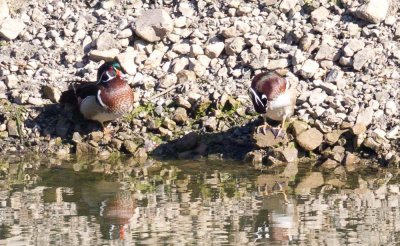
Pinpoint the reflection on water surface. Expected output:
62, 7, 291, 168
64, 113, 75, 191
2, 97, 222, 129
0, 155, 399, 245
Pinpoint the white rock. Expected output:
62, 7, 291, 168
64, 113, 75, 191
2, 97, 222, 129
311, 7, 330, 25
117, 50, 137, 75
134, 9, 173, 42
309, 89, 327, 106
0, 0, 9, 24
385, 100, 397, 116
0, 17, 25, 40
279, 0, 298, 13
179, 2, 195, 17
190, 44, 204, 56
171, 57, 189, 73
118, 28, 133, 39
144, 50, 165, 69
172, 43, 191, 55
205, 41, 225, 59
266, 58, 290, 70
89, 49, 120, 62
224, 37, 245, 56
355, 0, 389, 24
300, 59, 319, 79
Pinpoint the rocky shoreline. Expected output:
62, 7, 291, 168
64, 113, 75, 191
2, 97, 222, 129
0, 0, 399, 167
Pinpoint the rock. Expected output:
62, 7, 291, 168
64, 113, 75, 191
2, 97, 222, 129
205, 40, 225, 58
175, 132, 198, 152
277, 145, 298, 162
123, 140, 138, 154
0, 0, 9, 24
385, 100, 397, 116
42, 85, 61, 103
144, 50, 165, 69
352, 106, 373, 135
314, 44, 339, 61
244, 150, 264, 164
133, 9, 173, 42
321, 159, 339, 170
173, 107, 188, 124
311, 7, 330, 25
331, 146, 346, 162
76, 142, 99, 156
279, 0, 298, 13
354, 0, 389, 24
162, 118, 176, 130
179, 2, 195, 17
171, 57, 189, 73
300, 59, 319, 78
295, 172, 324, 194
5, 75, 18, 89
253, 130, 287, 148
118, 28, 133, 39
72, 132, 82, 144
89, 49, 119, 62
343, 39, 365, 57
175, 97, 191, 109
117, 50, 137, 75
290, 120, 309, 137
7, 120, 19, 137
159, 73, 177, 88
308, 89, 327, 106
353, 48, 375, 71
296, 128, 323, 151
177, 70, 196, 83
172, 43, 191, 55
96, 32, 121, 51
266, 58, 290, 70
325, 130, 346, 145
134, 148, 148, 159
89, 131, 104, 142
225, 37, 245, 56
204, 117, 218, 132
0, 17, 25, 40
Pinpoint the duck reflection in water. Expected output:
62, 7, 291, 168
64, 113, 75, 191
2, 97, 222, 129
99, 190, 136, 240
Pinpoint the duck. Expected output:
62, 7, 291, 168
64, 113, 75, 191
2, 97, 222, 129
249, 71, 297, 138
60, 61, 135, 129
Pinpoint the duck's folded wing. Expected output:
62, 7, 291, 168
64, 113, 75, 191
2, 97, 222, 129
60, 83, 98, 106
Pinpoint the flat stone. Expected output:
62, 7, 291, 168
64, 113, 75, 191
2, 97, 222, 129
253, 130, 287, 148
175, 97, 191, 109
354, 0, 389, 24
7, 120, 19, 137
278, 145, 298, 162
266, 58, 290, 70
296, 128, 323, 151
353, 48, 375, 71
96, 32, 121, 51
314, 44, 339, 61
133, 9, 173, 42
117, 50, 137, 75
76, 142, 99, 156
0, 17, 25, 40
89, 49, 119, 62
326, 129, 346, 145
134, 148, 148, 159
321, 158, 339, 170
290, 120, 309, 137
352, 106, 373, 135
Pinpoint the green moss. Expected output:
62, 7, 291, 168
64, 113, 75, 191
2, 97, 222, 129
125, 102, 155, 122
193, 100, 212, 120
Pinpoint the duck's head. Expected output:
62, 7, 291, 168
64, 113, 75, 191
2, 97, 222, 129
97, 61, 125, 84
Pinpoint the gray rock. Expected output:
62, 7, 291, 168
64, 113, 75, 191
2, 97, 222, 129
225, 37, 245, 56
204, 117, 218, 132
309, 89, 327, 105
311, 7, 330, 25
343, 39, 365, 57
172, 43, 191, 55
89, 49, 119, 62
175, 97, 191, 109
253, 130, 287, 148
266, 58, 290, 70
7, 120, 19, 137
314, 44, 339, 61
5, 74, 18, 89
385, 100, 397, 116
159, 73, 177, 88
353, 48, 374, 71
96, 32, 121, 51
352, 106, 374, 135
173, 107, 188, 124
133, 9, 173, 42
296, 128, 323, 151
321, 159, 339, 170
76, 142, 99, 156
171, 57, 189, 74
0, 17, 25, 40
354, 0, 389, 24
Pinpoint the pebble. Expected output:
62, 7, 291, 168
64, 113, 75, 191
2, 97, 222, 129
0, 17, 25, 40
296, 128, 323, 151
354, 0, 389, 24
205, 41, 225, 59
89, 49, 119, 62
300, 59, 319, 78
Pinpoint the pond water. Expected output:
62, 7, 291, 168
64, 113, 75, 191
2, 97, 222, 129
0, 155, 399, 245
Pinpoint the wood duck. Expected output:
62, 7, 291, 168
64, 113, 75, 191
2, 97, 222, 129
60, 61, 135, 128
249, 72, 297, 138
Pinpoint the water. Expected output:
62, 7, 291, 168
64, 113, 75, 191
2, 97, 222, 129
0, 155, 399, 245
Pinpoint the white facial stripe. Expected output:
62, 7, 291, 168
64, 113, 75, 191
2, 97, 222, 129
249, 88, 265, 107
285, 78, 289, 90
97, 90, 108, 108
